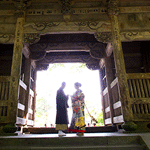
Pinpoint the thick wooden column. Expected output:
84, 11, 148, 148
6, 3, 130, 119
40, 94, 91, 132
9, 16, 24, 124
24, 58, 31, 121
32, 68, 37, 126
104, 56, 114, 125
108, 0, 133, 122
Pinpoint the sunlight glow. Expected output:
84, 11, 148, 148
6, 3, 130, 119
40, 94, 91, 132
35, 63, 102, 127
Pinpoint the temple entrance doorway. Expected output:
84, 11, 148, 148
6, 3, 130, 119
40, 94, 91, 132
35, 62, 103, 128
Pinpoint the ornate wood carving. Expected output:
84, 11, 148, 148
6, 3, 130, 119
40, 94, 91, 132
24, 22, 60, 32
74, 21, 111, 31
120, 31, 150, 41
0, 34, 14, 44
94, 32, 112, 43
24, 33, 41, 44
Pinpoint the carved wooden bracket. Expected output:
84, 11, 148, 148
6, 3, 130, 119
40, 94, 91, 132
94, 32, 112, 43
24, 33, 41, 44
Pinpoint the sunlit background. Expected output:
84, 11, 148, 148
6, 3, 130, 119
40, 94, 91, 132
35, 63, 103, 127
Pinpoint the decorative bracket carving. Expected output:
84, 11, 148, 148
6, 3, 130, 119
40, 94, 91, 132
24, 33, 41, 44
94, 32, 112, 43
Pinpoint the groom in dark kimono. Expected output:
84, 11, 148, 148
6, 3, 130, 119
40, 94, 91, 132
55, 82, 69, 136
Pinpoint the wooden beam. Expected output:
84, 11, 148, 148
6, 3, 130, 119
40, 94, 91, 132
126, 73, 150, 79
133, 114, 150, 121
131, 98, 150, 104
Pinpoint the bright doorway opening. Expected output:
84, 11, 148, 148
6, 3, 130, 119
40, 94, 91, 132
35, 63, 103, 127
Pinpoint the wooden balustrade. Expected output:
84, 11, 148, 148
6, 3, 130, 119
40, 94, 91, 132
127, 73, 150, 121
102, 73, 150, 125
0, 76, 34, 125
0, 76, 11, 119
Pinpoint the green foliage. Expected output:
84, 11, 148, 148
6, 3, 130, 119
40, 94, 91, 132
35, 97, 52, 126
48, 63, 65, 71
69, 63, 86, 73
85, 108, 104, 126
97, 111, 104, 126
48, 63, 87, 73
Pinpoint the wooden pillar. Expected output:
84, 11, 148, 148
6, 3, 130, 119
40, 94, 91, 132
108, 0, 133, 122
32, 68, 37, 126
104, 56, 114, 125
9, 14, 25, 124
24, 58, 31, 121
99, 68, 106, 125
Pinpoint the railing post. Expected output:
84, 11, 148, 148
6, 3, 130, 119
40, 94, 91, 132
107, 0, 136, 130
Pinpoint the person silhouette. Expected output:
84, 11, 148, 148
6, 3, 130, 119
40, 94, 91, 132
55, 82, 69, 137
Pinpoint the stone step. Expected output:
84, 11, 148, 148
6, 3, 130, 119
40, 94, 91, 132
0, 145, 146, 150
0, 136, 141, 146
0, 135, 148, 150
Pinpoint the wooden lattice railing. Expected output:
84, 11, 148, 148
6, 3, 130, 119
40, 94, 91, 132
127, 73, 150, 121
0, 76, 10, 119
103, 73, 150, 125
0, 76, 34, 125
